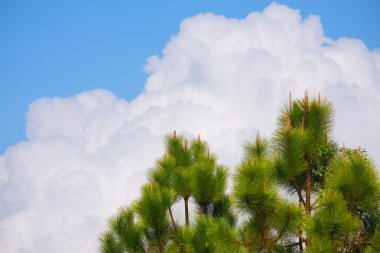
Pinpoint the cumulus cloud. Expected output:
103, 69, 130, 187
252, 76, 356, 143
0, 3, 379, 252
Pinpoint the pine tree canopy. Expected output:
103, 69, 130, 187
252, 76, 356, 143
99, 93, 380, 253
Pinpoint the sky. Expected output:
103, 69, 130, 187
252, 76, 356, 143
1, 0, 380, 153
1, 1, 380, 252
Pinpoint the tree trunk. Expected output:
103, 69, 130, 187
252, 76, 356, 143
306, 166, 312, 218
184, 196, 189, 226
201, 203, 207, 215
169, 207, 177, 230
305, 164, 312, 249
157, 228, 166, 253
299, 197, 304, 252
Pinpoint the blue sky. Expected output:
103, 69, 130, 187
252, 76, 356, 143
1, 0, 379, 153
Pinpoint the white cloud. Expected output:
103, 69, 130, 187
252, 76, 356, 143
1, 3, 379, 252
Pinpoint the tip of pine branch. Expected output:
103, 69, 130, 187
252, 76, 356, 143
173, 130, 177, 140
317, 92, 321, 107
285, 113, 291, 132
305, 90, 309, 104
256, 130, 260, 145
342, 143, 346, 161
184, 139, 188, 151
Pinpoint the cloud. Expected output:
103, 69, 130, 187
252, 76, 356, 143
0, 3, 379, 252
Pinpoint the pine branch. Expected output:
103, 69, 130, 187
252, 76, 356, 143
285, 126, 306, 207
293, 231, 307, 242
285, 241, 303, 248
305, 164, 312, 218
311, 195, 320, 210
184, 196, 190, 227
168, 207, 177, 230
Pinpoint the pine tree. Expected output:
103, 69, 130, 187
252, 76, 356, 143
99, 94, 380, 252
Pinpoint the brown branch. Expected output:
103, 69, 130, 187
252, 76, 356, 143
285, 241, 302, 248
251, 204, 266, 243
293, 231, 307, 242
275, 205, 291, 242
168, 206, 177, 230
311, 195, 321, 210
285, 122, 306, 207
184, 196, 190, 227
305, 164, 312, 218
292, 179, 306, 207
351, 172, 358, 210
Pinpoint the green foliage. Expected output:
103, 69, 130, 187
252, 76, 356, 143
100, 94, 380, 253
208, 217, 248, 253
166, 226, 193, 253
307, 191, 360, 248
305, 236, 334, 253
233, 158, 278, 216
191, 158, 228, 213
274, 128, 307, 191
274, 202, 305, 239
210, 195, 236, 226
134, 183, 173, 251
191, 216, 214, 252
108, 208, 144, 252
134, 184, 172, 231
244, 134, 269, 160
326, 153, 380, 212
233, 134, 306, 251
99, 231, 122, 253
312, 141, 337, 188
